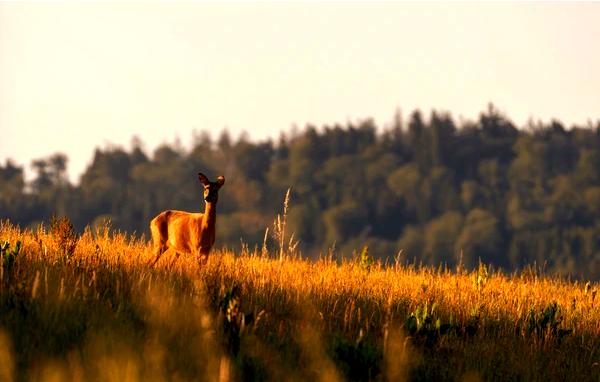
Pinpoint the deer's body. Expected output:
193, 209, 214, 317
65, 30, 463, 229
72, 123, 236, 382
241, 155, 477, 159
150, 173, 224, 265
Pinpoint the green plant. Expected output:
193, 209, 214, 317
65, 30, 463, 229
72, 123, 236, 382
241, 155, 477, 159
219, 285, 254, 356
474, 259, 489, 292
331, 335, 382, 381
526, 302, 573, 341
0, 239, 21, 273
405, 302, 457, 346
465, 306, 480, 338
358, 245, 374, 273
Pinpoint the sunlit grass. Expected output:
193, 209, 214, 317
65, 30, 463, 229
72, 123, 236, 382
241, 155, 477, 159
0, 219, 598, 381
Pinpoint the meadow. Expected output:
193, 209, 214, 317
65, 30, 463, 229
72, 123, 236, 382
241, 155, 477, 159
0, 218, 598, 381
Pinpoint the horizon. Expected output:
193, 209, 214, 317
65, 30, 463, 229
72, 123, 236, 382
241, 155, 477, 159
2, 2, 600, 182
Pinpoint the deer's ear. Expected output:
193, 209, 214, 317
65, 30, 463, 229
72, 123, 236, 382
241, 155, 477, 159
198, 173, 210, 185
216, 175, 225, 187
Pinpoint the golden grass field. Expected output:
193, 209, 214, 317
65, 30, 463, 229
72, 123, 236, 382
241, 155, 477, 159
0, 219, 598, 381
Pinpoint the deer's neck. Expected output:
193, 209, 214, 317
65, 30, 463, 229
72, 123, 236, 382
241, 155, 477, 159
197, 200, 218, 255
201, 201, 217, 232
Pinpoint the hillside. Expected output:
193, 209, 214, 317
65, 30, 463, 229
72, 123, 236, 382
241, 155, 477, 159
3, 106, 600, 279
0, 219, 598, 381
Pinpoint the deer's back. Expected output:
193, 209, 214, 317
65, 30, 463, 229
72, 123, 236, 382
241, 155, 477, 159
150, 210, 204, 253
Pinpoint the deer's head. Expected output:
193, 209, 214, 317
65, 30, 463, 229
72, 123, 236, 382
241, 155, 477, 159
198, 173, 225, 203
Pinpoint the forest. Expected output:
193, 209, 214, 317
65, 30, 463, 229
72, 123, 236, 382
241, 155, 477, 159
2, 105, 600, 280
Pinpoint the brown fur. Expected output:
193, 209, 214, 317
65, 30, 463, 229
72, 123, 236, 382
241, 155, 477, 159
149, 173, 224, 265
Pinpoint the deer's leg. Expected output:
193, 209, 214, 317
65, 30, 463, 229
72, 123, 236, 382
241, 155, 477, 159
198, 247, 209, 266
198, 255, 208, 267
149, 213, 169, 267
168, 250, 181, 269
149, 244, 166, 267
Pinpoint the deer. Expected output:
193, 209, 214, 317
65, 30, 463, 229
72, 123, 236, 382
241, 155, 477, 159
149, 172, 225, 266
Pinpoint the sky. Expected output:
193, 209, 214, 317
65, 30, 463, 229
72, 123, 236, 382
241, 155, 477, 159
1, 2, 599, 183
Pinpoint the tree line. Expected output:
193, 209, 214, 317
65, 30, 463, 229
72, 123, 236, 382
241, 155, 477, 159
2, 105, 600, 279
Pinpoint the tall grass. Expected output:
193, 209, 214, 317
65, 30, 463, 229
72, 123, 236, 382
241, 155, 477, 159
0, 219, 598, 381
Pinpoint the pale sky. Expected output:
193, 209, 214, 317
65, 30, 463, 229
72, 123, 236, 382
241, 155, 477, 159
1, 2, 599, 183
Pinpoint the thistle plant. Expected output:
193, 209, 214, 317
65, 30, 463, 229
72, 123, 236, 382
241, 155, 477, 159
50, 215, 78, 260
